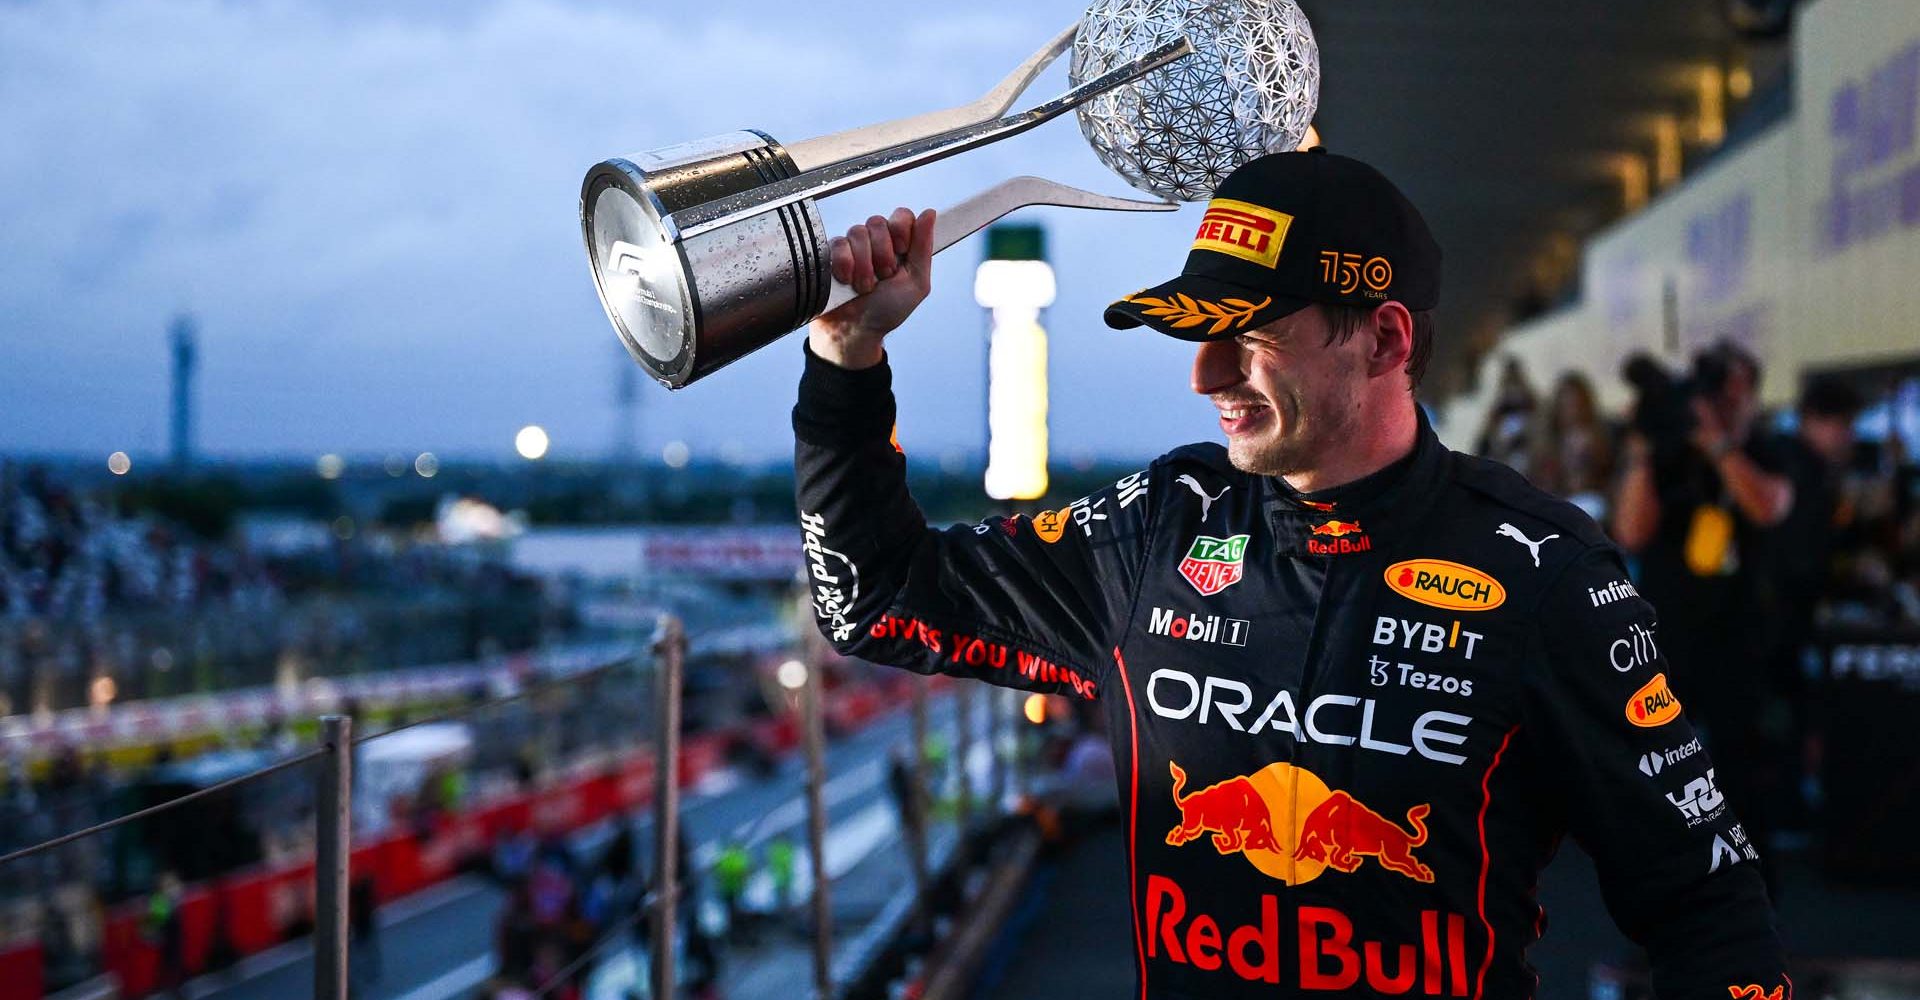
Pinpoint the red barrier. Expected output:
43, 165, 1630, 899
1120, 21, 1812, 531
375, 831, 423, 902
100, 910, 155, 1000
67, 683, 902, 999
220, 866, 283, 956
751, 715, 800, 754
174, 885, 216, 977
0, 942, 43, 1000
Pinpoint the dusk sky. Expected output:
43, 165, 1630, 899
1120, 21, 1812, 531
1, 0, 1227, 466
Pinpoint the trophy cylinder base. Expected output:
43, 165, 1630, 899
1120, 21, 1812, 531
581, 130, 829, 389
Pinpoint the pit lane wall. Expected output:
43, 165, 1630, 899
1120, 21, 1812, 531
1436, 0, 1920, 448
0, 683, 902, 1000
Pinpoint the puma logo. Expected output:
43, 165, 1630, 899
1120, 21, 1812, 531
1495, 522, 1559, 568
1177, 474, 1230, 523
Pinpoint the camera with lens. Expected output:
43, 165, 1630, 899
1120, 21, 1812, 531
1620, 345, 1740, 455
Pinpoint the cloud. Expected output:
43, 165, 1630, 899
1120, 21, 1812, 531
0, 0, 1214, 465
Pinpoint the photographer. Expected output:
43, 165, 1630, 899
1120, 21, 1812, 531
1612, 341, 1796, 890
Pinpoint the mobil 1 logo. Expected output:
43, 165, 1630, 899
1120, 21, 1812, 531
1147, 607, 1250, 646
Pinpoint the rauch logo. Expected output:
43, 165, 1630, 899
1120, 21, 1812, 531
1626, 672, 1682, 727
1384, 559, 1505, 612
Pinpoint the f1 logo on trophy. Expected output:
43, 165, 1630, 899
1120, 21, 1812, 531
579, 0, 1320, 389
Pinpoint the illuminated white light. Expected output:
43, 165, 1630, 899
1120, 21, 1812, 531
316, 453, 345, 480
107, 451, 131, 475
974, 260, 1057, 311
662, 441, 690, 468
978, 258, 1054, 502
1023, 693, 1048, 725
415, 452, 439, 478
515, 425, 550, 460
777, 659, 809, 691
983, 327, 1050, 500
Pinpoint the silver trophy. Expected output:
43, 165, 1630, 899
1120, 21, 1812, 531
1074, 0, 1319, 202
581, 1, 1318, 389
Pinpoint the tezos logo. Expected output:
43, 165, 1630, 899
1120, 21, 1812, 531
1384, 559, 1505, 612
1179, 534, 1250, 596
1625, 672, 1682, 727
1148, 607, 1249, 646
1369, 656, 1474, 697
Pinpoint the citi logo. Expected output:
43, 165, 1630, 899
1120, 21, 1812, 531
1609, 622, 1660, 673
1147, 607, 1250, 646
1588, 579, 1639, 607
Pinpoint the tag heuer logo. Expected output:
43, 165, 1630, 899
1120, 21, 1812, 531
1179, 534, 1250, 596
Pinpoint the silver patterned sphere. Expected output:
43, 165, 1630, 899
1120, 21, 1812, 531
1072, 0, 1319, 203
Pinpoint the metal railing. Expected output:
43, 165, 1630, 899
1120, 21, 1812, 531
0, 610, 1035, 1000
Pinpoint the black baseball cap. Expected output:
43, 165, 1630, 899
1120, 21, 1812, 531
1104, 148, 1441, 340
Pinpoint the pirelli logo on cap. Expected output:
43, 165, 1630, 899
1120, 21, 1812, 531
1192, 198, 1293, 269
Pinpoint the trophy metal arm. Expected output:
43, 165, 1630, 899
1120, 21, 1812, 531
669, 36, 1193, 240
818, 176, 1176, 314
783, 22, 1079, 174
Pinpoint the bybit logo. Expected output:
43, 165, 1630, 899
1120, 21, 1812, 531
1371, 616, 1484, 660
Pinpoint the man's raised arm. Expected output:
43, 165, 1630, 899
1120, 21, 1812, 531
793, 208, 1150, 700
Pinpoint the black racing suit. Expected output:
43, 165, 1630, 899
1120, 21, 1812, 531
793, 346, 1788, 1000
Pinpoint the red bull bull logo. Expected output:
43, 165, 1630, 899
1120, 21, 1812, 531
1165, 760, 1434, 885
1165, 762, 1281, 854
1308, 519, 1373, 555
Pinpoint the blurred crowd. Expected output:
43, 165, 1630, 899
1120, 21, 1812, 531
1, 465, 279, 624
1475, 346, 1920, 631
0, 463, 552, 715
1475, 343, 1920, 890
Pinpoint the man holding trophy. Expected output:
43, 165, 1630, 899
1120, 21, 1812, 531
581, 3, 1791, 996
795, 147, 1789, 1000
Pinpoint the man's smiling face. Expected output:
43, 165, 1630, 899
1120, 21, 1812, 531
1190, 304, 1373, 477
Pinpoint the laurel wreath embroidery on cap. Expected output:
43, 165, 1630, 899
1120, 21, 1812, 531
1124, 293, 1273, 334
